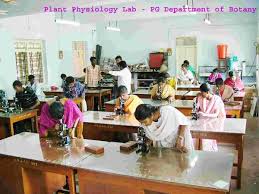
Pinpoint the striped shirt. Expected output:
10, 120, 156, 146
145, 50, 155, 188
15, 87, 38, 109
84, 65, 101, 87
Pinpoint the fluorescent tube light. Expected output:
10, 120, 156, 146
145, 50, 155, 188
204, 14, 211, 25
0, 10, 8, 15
105, 26, 120, 32
204, 18, 211, 25
55, 19, 80, 26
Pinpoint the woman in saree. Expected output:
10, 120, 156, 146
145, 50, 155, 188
224, 71, 244, 91
214, 78, 234, 102
150, 77, 175, 102
134, 104, 194, 153
195, 83, 226, 151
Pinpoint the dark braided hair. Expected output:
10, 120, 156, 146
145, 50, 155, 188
134, 104, 160, 121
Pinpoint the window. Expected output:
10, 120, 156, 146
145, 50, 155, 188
15, 40, 45, 84
72, 41, 87, 76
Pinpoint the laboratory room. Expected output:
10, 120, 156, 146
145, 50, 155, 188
0, 0, 258, 193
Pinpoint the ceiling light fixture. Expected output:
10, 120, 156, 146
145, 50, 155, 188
183, 0, 189, 9
55, 19, 80, 26
105, 21, 120, 32
1, 0, 15, 3
0, 10, 8, 15
55, 12, 80, 26
183, 0, 196, 15
190, 0, 197, 15
204, 13, 211, 25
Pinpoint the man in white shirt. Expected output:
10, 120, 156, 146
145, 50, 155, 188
27, 75, 44, 98
115, 55, 122, 65
178, 64, 194, 84
108, 61, 132, 94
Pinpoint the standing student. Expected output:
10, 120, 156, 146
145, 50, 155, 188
224, 71, 244, 91
134, 104, 194, 152
84, 57, 102, 110
13, 80, 40, 110
60, 74, 67, 89
208, 68, 222, 84
178, 64, 194, 84
115, 85, 143, 115
84, 57, 102, 88
214, 78, 234, 102
195, 83, 226, 151
27, 75, 43, 98
108, 61, 132, 94
63, 76, 86, 99
150, 77, 175, 102
115, 55, 122, 65
39, 99, 83, 139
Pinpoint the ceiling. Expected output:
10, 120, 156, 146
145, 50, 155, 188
0, 0, 258, 22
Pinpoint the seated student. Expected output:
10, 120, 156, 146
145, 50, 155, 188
195, 83, 226, 152
39, 98, 83, 138
214, 78, 234, 102
177, 64, 194, 84
224, 71, 244, 91
208, 68, 222, 84
60, 74, 67, 89
26, 75, 44, 98
159, 72, 177, 90
183, 60, 196, 77
63, 76, 86, 99
196, 83, 226, 118
13, 80, 40, 134
150, 77, 175, 102
134, 104, 194, 152
115, 85, 143, 115
13, 80, 40, 110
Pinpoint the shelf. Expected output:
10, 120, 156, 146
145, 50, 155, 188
199, 73, 211, 77
138, 79, 155, 81
132, 71, 159, 73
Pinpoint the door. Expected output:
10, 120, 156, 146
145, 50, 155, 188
175, 37, 197, 75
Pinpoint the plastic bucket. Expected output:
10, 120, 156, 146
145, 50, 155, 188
217, 44, 228, 59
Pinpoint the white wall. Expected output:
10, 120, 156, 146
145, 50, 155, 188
96, 13, 257, 76
0, 13, 96, 97
0, 29, 17, 97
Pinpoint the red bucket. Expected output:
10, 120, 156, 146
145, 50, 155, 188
217, 44, 228, 59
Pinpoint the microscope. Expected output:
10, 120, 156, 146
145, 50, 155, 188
0, 90, 10, 113
97, 79, 104, 90
116, 97, 125, 115
156, 85, 162, 101
56, 120, 71, 147
136, 127, 150, 154
191, 97, 199, 120
13, 97, 23, 113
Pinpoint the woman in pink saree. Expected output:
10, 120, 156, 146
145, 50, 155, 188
207, 68, 222, 84
39, 98, 83, 138
195, 83, 226, 151
224, 71, 244, 91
